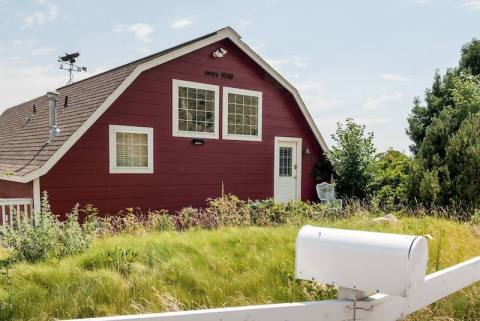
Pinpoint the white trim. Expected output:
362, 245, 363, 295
109, 125, 154, 174
172, 79, 220, 139
222, 86, 262, 141
226, 35, 328, 152
273, 137, 302, 201
33, 177, 41, 213
1, 27, 329, 183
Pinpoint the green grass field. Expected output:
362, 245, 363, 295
1, 214, 480, 320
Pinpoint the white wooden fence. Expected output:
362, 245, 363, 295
67, 249, 480, 321
0, 198, 34, 226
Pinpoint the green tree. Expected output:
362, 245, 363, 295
460, 38, 480, 76
407, 69, 457, 154
405, 38, 480, 211
370, 150, 411, 209
445, 113, 480, 209
329, 118, 376, 199
418, 168, 441, 207
407, 39, 480, 156
407, 73, 480, 208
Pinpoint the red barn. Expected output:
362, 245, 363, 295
0, 27, 329, 219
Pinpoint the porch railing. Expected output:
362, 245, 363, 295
0, 198, 34, 226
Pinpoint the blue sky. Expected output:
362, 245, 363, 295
0, 0, 479, 152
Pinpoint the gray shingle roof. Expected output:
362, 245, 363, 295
0, 30, 219, 178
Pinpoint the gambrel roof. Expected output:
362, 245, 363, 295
0, 27, 328, 183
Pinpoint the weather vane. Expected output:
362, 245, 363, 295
58, 52, 87, 85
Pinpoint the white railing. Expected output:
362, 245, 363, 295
0, 198, 34, 226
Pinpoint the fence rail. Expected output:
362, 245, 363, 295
0, 198, 34, 226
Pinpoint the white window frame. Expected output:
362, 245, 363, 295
172, 79, 220, 139
222, 86, 262, 141
109, 125, 154, 174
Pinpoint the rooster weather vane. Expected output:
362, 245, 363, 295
58, 52, 87, 85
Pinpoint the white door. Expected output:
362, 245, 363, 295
274, 138, 301, 202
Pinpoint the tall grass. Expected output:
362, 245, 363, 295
0, 214, 479, 320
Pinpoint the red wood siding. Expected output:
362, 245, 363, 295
0, 180, 32, 198
41, 39, 326, 217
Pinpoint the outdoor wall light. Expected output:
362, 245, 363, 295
192, 138, 205, 145
304, 146, 310, 155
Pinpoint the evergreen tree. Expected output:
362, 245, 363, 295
407, 72, 480, 208
460, 38, 480, 76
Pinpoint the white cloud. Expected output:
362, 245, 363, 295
114, 23, 155, 43
170, 17, 194, 30
236, 20, 253, 28
380, 73, 414, 82
30, 47, 56, 56
462, 0, 480, 9
22, 0, 60, 27
266, 56, 308, 70
294, 80, 348, 113
0, 60, 107, 114
247, 40, 267, 53
316, 116, 391, 128
0, 61, 64, 113
363, 92, 403, 110
356, 117, 392, 125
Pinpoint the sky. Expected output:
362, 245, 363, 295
0, 0, 479, 153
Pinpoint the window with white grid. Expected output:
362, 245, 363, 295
279, 147, 293, 177
222, 87, 262, 141
172, 79, 219, 139
109, 125, 153, 174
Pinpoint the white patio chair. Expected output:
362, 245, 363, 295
316, 182, 343, 209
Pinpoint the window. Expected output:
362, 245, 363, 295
172, 79, 220, 139
279, 147, 293, 177
222, 87, 262, 141
109, 125, 153, 174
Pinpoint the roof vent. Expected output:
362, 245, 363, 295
47, 91, 60, 140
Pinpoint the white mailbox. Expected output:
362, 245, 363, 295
295, 225, 429, 297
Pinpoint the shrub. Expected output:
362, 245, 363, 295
1, 193, 96, 263
205, 194, 250, 227
470, 209, 480, 225
369, 149, 411, 210
176, 207, 201, 230
57, 205, 96, 257
0, 192, 360, 265
147, 210, 176, 232
247, 199, 275, 226
246, 199, 326, 226
283, 200, 329, 224
119, 208, 147, 235
1, 193, 60, 262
